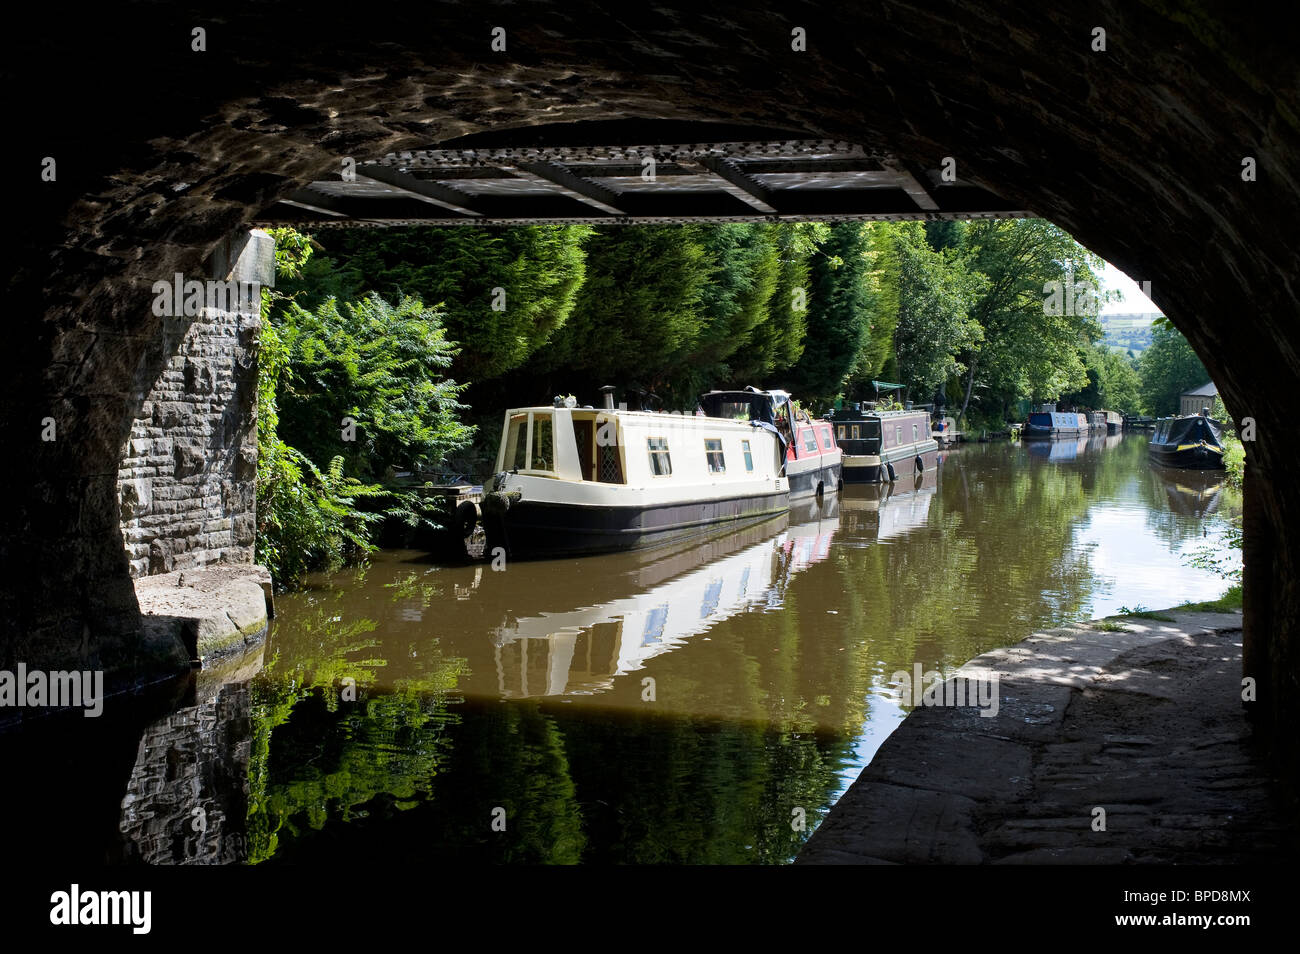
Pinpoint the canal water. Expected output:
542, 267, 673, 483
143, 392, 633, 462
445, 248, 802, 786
4, 434, 1240, 864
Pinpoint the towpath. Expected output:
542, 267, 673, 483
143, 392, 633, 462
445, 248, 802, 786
797, 610, 1296, 864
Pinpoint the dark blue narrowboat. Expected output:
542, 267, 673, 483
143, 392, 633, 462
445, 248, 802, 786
1148, 409, 1226, 470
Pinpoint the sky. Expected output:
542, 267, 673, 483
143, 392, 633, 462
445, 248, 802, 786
1097, 261, 1161, 316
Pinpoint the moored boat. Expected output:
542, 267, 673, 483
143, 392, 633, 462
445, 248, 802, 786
830, 405, 938, 483
1105, 410, 1123, 435
1147, 409, 1226, 469
1021, 408, 1089, 440
478, 387, 822, 561
700, 389, 842, 501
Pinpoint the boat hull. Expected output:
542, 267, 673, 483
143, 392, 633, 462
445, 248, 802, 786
787, 456, 842, 498
483, 488, 792, 560
1021, 425, 1088, 440
842, 441, 938, 482
1147, 443, 1225, 470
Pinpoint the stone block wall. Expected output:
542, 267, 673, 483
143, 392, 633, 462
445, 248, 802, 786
117, 230, 274, 578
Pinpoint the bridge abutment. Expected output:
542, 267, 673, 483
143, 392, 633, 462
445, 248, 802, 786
118, 229, 271, 578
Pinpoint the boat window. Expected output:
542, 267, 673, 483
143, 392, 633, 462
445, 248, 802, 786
837, 425, 846, 440
530, 415, 554, 471
716, 401, 753, 420
913, 423, 919, 441
851, 424, 860, 439
508, 413, 528, 470
647, 437, 672, 476
802, 429, 819, 453
820, 427, 833, 450
742, 439, 754, 472
895, 425, 903, 444
705, 438, 726, 473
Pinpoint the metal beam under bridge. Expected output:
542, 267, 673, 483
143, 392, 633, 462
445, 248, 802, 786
255, 121, 1030, 227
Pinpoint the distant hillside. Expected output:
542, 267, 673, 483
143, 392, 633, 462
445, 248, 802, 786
1100, 312, 1160, 355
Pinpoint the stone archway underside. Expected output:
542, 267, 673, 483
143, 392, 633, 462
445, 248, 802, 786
5, 3, 1297, 760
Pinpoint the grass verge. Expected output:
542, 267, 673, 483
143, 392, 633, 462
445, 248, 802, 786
1170, 584, 1244, 614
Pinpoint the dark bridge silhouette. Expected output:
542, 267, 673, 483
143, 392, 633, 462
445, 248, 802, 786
5, 3, 1297, 774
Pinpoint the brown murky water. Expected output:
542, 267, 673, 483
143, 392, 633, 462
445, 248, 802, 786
2, 435, 1240, 864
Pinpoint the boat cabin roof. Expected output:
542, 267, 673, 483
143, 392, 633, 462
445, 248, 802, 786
1153, 413, 1224, 445
830, 406, 929, 422
699, 388, 793, 425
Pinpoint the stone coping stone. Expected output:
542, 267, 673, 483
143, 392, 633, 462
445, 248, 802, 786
135, 565, 273, 667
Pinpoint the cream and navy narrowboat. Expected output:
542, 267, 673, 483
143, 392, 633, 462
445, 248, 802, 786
830, 406, 938, 483
1104, 410, 1123, 435
478, 389, 791, 560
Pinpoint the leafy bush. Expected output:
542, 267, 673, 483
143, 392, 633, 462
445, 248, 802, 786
276, 293, 474, 482
255, 228, 474, 590
257, 448, 385, 589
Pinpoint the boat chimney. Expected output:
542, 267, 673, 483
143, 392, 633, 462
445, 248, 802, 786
599, 385, 616, 411
1201, 406, 1210, 417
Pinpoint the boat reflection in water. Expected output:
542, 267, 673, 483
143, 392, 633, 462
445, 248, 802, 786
492, 495, 840, 698
1026, 432, 1124, 462
1153, 467, 1226, 519
838, 467, 937, 543
1026, 435, 1090, 461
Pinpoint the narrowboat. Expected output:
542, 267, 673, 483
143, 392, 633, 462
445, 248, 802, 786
701, 389, 842, 500
1105, 410, 1124, 435
1021, 408, 1089, 439
1088, 411, 1107, 432
477, 388, 794, 560
1147, 409, 1226, 469
831, 405, 939, 483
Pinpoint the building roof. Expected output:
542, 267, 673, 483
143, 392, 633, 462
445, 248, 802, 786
1181, 381, 1218, 397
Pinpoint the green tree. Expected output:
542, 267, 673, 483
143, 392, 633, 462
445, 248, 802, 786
286, 225, 591, 382
848, 222, 902, 389
1074, 344, 1142, 414
677, 223, 780, 393
730, 223, 827, 381
531, 225, 712, 403
1138, 322, 1210, 415
256, 229, 475, 590
783, 222, 872, 402
277, 293, 474, 481
888, 222, 986, 402
256, 229, 387, 588
957, 219, 1107, 421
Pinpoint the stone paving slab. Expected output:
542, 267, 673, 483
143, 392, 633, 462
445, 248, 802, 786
798, 610, 1299, 864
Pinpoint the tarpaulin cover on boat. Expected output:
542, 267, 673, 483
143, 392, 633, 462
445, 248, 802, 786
1155, 415, 1224, 447
700, 388, 794, 461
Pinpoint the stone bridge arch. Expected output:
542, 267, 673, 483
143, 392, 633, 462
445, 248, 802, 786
4, 4, 1295, 756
